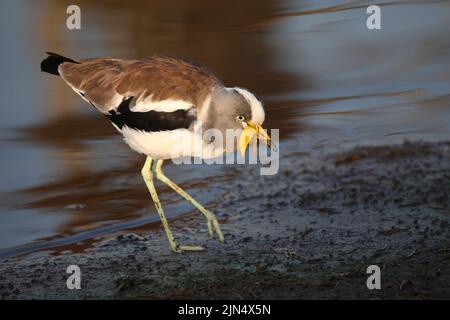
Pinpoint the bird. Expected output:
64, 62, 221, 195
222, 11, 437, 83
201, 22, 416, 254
40, 52, 271, 252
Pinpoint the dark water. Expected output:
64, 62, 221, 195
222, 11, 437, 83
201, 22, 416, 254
0, 0, 449, 260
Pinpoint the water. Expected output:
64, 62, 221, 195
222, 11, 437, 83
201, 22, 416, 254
0, 0, 449, 260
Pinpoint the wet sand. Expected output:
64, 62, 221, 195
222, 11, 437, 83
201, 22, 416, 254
1, 140, 449, 299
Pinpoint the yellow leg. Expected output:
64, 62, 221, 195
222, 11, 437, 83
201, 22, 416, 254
141, 156, 204, 253
155, 159, 224, 242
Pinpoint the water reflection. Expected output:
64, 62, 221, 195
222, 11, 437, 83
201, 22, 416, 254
1, 0, 450, 259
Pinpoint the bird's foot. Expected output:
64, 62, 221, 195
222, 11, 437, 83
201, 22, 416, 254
203, 210, 224, 242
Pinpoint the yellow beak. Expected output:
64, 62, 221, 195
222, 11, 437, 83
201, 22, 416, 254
239, 121, 272, 157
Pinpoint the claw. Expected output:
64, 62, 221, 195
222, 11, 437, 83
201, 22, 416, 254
203, 210, 224, 242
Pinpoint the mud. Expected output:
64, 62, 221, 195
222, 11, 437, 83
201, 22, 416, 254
0, 140, 449, 299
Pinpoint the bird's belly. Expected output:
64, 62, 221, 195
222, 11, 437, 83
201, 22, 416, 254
118, 125, 224, 160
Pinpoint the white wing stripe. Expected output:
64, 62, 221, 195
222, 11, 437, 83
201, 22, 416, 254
131, 95, 193, 113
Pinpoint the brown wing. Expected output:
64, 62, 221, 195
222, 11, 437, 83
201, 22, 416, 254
58, 56, 222, 114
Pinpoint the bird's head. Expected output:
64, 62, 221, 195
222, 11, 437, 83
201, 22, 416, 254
207, 87, 272, 156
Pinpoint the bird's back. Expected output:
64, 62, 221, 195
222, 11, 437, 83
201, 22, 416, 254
44, 53, 222, 114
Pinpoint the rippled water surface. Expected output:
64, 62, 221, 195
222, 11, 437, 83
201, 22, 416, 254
0, 0, 449, 259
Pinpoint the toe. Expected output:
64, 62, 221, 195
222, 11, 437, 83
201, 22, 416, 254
207, 220, 213, 237
179, 245, 205, 251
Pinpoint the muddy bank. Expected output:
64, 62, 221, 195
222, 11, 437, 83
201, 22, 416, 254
1, 140, 449, 299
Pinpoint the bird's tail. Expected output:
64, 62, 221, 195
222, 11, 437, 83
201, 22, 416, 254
40, 52, 80, 76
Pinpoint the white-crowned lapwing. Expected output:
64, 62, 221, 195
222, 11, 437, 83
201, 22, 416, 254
41, 52, 270, 252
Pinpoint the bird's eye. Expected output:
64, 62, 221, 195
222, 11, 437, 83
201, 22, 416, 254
236, 115, 245, 122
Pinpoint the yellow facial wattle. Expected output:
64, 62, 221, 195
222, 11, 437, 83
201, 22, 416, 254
238, 121, 272, 157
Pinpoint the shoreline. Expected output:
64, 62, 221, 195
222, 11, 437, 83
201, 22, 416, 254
1, 140, 449, 299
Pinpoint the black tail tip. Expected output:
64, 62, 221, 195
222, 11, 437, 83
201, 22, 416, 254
40, 52, 79, 76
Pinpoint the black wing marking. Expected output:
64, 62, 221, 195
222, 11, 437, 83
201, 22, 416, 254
106, 97, 196, 132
